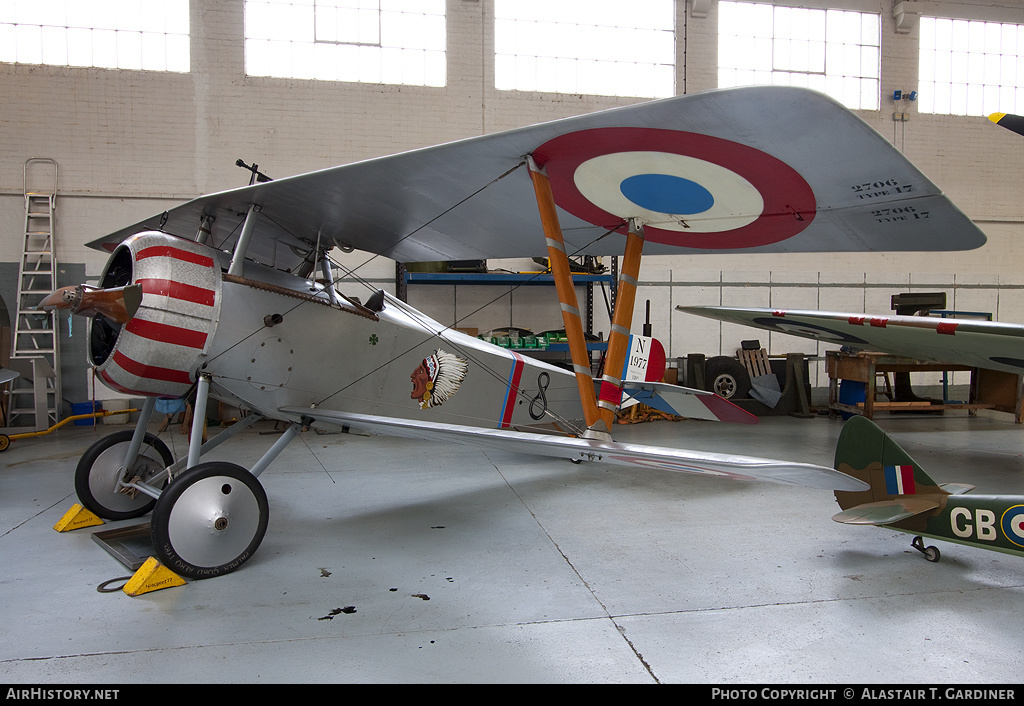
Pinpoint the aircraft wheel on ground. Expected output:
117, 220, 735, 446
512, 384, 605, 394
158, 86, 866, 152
704, 356, 751, 400
75, 429, 173, 520
912, 535, 941, 563
151, 461, 268, 580
0, 434, 9, 452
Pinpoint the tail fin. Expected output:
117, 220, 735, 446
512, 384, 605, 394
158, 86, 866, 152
832, 416, 945, 512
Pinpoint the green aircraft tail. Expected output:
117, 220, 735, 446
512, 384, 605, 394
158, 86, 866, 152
832, 416, 946, 513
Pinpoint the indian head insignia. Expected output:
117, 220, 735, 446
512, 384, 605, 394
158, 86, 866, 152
410, 348, 468, 410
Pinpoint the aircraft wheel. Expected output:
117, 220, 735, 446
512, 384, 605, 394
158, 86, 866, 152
912, 535, 941, 563
0, 434, 9, 452
75, 429, 173, 520
705, 356, 751, 400
151, 462, 268, 580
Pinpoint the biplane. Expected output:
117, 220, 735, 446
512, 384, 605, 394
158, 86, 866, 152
834, 415, 1024, 563
36, 86, 987, 579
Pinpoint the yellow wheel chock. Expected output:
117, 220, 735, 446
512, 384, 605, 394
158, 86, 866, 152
123, 557, 187, 596
53, 503, 104, 532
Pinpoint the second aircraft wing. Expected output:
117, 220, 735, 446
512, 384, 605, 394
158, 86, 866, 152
679, 305, 1024, 375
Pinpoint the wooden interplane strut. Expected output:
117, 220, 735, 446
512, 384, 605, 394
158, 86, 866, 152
599, 222, 644, 429
527, 157, 648, 436
527, 156, 602, 434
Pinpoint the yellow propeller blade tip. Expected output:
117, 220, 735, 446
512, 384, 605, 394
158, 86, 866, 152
989, 112, 1007, 124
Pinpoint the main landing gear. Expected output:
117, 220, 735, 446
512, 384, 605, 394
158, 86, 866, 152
150, 461, 269, 579
76, 429, 172, 520
73, 376, 301, 579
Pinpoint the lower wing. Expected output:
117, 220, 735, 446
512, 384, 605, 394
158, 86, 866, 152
282, 407, 867, 492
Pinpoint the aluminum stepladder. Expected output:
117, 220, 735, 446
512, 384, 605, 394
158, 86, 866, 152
9, 158, 60, 430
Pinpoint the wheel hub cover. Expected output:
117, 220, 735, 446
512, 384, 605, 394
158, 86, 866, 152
167, 476, 262, 566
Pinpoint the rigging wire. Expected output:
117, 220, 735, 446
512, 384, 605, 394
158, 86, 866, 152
196, 160, 622, 436
199, 160, 529, 370
342, 159, 528, 280
311, 224, 620, 435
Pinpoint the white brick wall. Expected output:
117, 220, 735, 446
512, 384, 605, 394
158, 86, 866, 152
1, 0, 1023, 402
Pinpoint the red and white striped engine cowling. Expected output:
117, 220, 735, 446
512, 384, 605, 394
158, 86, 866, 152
92, 231, 222, 398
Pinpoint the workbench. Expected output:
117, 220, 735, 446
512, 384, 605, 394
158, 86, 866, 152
826, 350, 1024, 423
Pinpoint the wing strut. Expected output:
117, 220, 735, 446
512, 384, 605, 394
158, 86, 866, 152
598, 220, 644, 429
228, 204, 259, 277
527, 155, 604, 438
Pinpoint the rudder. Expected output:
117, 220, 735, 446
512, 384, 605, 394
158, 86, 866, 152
833, 416, 944, 511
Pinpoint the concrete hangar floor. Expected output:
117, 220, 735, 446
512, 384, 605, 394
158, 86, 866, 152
1, 410, 1022, 684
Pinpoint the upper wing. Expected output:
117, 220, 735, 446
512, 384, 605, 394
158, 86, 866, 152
284, 408, 867, 491
679, 305, 1024, 375
88, 86, 985, 265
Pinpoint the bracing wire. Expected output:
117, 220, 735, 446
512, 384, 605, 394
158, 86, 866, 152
201, 160, 623, 435
311, 224, 621, 435
198, 161, 528, 369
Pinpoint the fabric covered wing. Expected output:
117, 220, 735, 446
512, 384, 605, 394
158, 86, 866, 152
88, 86, 985, 264
679, 305, 1024, 376
283, 407, 868, 491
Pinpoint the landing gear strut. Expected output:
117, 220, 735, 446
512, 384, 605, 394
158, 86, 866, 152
71, 379, 304, 579
911, 535, 941, 562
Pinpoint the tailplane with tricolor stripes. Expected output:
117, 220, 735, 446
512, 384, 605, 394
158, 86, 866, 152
832, 415, 951, 525
831, 416, 1024, 562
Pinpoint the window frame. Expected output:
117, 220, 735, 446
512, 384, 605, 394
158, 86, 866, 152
493, 0, 676, 99
0, 0, 191, 73
918, 15, 1024, 117
717, 1, 881, 111
243, 0, 447, 88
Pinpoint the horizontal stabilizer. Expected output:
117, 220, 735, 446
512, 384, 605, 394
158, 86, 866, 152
832, 497, 940, 526
620, 381, 758, 424
940, 482, 975, 495
283, 407, 867, 491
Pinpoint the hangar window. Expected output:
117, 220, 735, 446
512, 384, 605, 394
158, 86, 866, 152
919, 17, 1024, 116
0, 0, 190, 72
493, 0, 675, 98
244, 0, 446, 87
718, 2, 880, 111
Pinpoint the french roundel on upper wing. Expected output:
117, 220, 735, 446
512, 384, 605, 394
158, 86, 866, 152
532, 127, 816, 249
